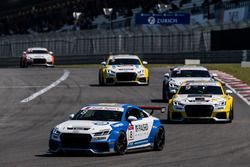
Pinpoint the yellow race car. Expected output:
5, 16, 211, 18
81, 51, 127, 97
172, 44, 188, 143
99, 54, 149, 85
168, 80, 233, 122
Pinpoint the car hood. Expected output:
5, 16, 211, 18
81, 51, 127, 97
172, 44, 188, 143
174, 94, 227, 105
108, 65, 144, 72
26, 54, 51, 59
169, 77, 212, 86
56, 120, 118, 134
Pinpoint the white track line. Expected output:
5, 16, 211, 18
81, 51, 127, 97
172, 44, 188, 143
20, 70, 70, 103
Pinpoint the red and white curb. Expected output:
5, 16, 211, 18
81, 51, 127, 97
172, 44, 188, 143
211, 70, 250, 106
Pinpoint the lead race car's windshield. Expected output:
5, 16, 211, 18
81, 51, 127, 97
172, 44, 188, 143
73, 110, 123, 121
108, 59, 141, 65
178, 85, 223, 95
171, 70, 210, 77
28, 50, 48, 54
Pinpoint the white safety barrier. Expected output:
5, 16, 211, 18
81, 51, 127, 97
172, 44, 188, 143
185, 59, 200, 65
241, 61, 250, 68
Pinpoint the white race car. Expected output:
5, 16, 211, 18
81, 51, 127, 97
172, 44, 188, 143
162, 66, 217, 101
20, 47, 54, 67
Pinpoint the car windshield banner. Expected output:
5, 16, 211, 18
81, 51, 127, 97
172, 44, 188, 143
135, 13, 190, 25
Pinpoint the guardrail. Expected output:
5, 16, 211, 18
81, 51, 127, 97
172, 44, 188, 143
0, 51, 244, 68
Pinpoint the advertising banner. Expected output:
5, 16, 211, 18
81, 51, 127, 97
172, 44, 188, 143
135, 13, 190, 25
223, 7, 249, 23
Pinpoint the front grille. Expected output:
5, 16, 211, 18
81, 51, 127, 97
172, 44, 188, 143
185, 105, 213, 117
33, 58, 46, 64
60, 133, 92, 149
116, 72, 137, 81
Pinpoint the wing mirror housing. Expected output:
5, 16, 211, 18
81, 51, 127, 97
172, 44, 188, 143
161, 107, 166, 113
101, 61, 106, 66
49, 51, 53, 55
225, 89, 233, 94
170, 89, 177, 94
142, 61, 148, 65
211, 73, 218, 78
164, 73, 170, 78
127, 116, 137, 123
23, 51, 26, 54
69, 114, 75, 120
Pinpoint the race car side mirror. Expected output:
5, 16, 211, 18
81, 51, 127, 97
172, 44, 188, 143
164, 73, 169, 78
69, 114, 75, 120
49, 51, 53, 55
170, 89, 177, 94
142, 61, 148, 65
101, 61, 106, 66
211, 73, 218, 78
225, 89, 233, 94
127, 116, 137, 122
161, 107, 166, 113
23, 51, 26, 54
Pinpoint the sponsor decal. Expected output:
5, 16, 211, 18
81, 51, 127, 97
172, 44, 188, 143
134, 124, 149, 137
148, 16, 156, 24
135, 13, 190, 25
81, 106, 123, 112
135, 124, 148, 132
94, 122, 109, 125
128, 125, 134, 140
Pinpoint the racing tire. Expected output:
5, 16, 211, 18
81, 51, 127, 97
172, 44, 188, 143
115, 131, 127, 155
162, 84, 170, 102
98, 73, 103, 86
229, 106, 234, 123
144, 78, 149, 86
162, 84, 167, 101
20, 58, 24, 68
167, 110, 173, 124
153, 127, 165, 151
23, 60, 28, 68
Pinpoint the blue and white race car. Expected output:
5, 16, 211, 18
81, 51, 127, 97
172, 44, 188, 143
49, 103, 165, 155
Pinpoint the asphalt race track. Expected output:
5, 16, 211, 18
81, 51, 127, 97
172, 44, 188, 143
0, 67, 250, 167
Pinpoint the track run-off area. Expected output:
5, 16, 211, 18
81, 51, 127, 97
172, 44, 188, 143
0, 67, 250, 167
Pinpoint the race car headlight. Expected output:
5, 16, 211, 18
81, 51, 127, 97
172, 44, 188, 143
26, 56, 32, 60
173, 101, 185, 109
94, 129, 111, 136
51, 128, 61, 141
107, 69, 116, 76
169, 82, 178, 88
214, 101, 226, 107
46, 56, 52, 62
93, 129, 111, 140
137, 69, 145, 75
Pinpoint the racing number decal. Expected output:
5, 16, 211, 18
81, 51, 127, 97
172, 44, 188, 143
128, 125, 134, 140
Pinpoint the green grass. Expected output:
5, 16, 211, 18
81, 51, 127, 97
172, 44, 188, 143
204, 64, 250, 85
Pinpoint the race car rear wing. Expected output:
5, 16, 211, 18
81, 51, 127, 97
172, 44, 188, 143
138, 106, 166, 115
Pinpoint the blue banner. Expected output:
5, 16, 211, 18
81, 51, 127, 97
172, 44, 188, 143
135, 13, 190, 25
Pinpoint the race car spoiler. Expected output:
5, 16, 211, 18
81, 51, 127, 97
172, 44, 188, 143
139, 106, 166, 115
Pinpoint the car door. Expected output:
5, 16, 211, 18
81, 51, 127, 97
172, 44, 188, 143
126, 107, 153, 148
